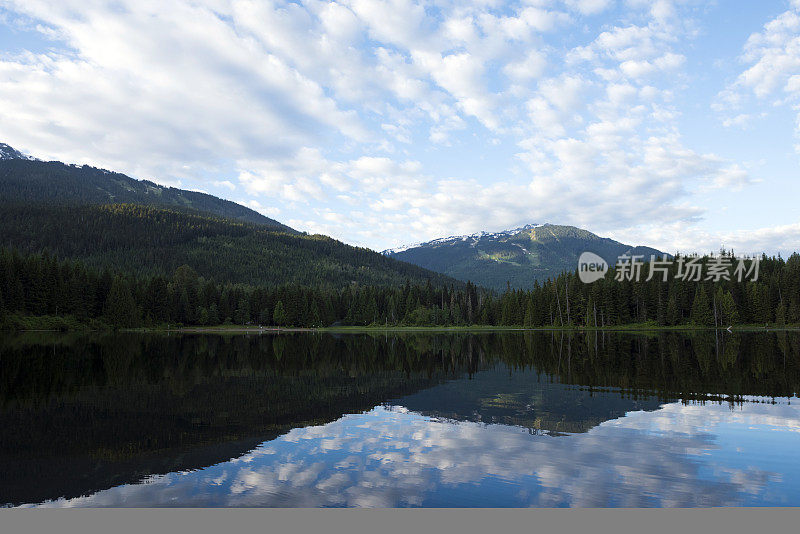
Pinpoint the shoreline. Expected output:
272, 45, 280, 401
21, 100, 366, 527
132, 324, 800, 334
3, 322, 799, 335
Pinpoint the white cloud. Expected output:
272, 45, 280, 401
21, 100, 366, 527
0, 0, 367, 181
564, 0, 614, 16
540, 74, 587, 112
611, 220, 800, 257
717, 4, 800, 135
0, 0, 784, 253
739, 10, 800, 98
213, 180, 236, 191
722, 113, 766, 129
412, 50, 499, 130
503, 49, 548, 81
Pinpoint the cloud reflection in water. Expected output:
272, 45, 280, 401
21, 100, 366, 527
23, 397, 800, 508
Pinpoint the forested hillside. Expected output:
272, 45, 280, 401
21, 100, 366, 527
1, 248, 797, 329
0, 157, 293, 230
1, 143, 797, 331
0, 247, 483, 328
0, 203, 459, 289
0, 143, 460, 290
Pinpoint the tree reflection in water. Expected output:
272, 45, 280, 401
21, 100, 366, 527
2, 330, 799, 507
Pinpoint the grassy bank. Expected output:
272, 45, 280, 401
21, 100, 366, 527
2, 313, 798, 334
133, 323, 800, 334
0, 313, 102, 332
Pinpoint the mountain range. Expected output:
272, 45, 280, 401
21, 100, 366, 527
384, 224, 666, 291
0, 143, 457, 289
2, 142, 666, 291
0, 145, 291, 230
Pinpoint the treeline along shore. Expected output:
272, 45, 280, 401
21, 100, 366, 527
1, 247, 799, 330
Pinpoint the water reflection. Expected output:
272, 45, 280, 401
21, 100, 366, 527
22, 397, 800, 508
2, 331, 800, 507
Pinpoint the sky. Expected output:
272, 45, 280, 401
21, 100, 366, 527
1, 0, 799, 255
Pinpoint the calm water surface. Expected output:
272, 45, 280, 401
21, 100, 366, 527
2, 331, 800, 507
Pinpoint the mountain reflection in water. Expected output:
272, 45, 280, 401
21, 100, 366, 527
2, 331, 800, 507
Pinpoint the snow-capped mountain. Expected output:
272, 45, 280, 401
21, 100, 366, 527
383, 224, 544, 254
384, 223, 666, 290
0, 143, 36, 161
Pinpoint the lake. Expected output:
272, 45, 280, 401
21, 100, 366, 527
2, 330, 800, 507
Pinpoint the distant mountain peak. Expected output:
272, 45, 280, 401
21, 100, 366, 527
0, 143, 37, 161
384, 223, 665, 290
384, 223, 545, 254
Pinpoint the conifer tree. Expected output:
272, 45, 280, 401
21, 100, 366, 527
104, 276, 139, 328
273, 300, 286, 326
208, 303, 220, 325
690, 286, 713, 326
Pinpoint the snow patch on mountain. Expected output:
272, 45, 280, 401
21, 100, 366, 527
0, 143, 37, 161
383, 223, 544, 255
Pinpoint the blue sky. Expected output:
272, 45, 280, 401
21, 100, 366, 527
1, 0, 799, 254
